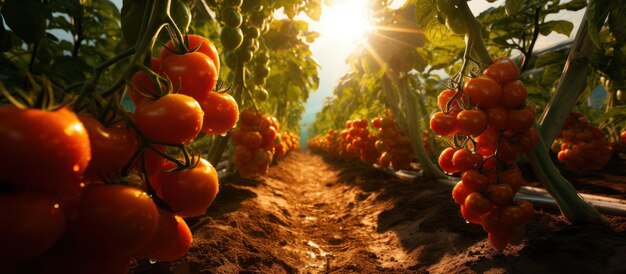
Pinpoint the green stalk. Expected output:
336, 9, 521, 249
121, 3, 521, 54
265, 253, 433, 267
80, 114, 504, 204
538, 4, 608, 146
397, 77, 447, 179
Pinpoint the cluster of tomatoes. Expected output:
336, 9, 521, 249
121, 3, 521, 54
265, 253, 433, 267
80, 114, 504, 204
308, 115, 416, 171
231, 110, 280, 178
0, 34, 234, 272
430, 58, 538, 251
372, 114, 414, 170
275, 131, 300, 160
129, 34, 239, 138
551, 112, 611, 171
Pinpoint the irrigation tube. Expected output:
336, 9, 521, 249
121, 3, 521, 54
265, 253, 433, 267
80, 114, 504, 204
373, 164, 626, 217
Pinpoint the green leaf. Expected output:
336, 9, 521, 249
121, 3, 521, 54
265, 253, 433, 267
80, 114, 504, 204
505, 0, 525, 16
539, 20, 574, 37
534, 50, 567, 68
587, 0, 611, 48
608, 1, 626, 42
1, 0, 49, 43
305, 0, 322, 21
414, 0, 436, 28
594, 105, 626, 125
559, 0, 587, 11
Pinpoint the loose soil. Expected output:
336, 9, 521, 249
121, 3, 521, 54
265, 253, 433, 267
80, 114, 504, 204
134, 151, 626, 274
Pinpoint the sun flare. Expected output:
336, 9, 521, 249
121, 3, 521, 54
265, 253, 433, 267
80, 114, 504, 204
317, 0, 373, 45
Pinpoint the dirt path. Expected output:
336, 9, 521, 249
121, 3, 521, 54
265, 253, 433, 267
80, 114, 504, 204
134, 151, 626, 274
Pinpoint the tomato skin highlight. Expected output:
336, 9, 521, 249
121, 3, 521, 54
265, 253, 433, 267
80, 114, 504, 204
67, 184, 159, 257
0, 106, 90, 197
150, 158, 219, 217
199, 91, 239, 135
134, 94, 204, 144
160, 51, 218, 102
0, 193, 66, 264
79, 116, 139, 181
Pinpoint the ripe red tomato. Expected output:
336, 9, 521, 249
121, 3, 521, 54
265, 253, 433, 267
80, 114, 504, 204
488, 231, 510, 251
134, 94, 204, 144
498, 165, 524, 192
485, 106, 508, 130
501, 80, 527, 109
161, 34, 220, 74
437, 88, 467, 115
452, 181, 474, 205
457, 109, 487, 136
0, 193, 66, 263
481, 208, 502, 232
452, 149, 482, 171
0, 106, 90, 197
128, 57, 162, 106
79, 116, 138, 181
499, 205, 526, 227
438, 147, 460, 174
461, 169, 489, 191
496, 138, 522, 163
67, 184, 159, 257
160, 52, 218, 102
240, 109, 261, 126
241, 131, 263, 148
461, 205, 483, 224
233, 145, 253, 167
483, 57, 520, 84
134, 146, 167, 176
199, 91, 239, 135
352, 118, 368, 128
371, 117, 382, 128
150, 158, 219, 217
464, 192, 492, 215
463, 76, 502, 108
487, 184, 514, 206
136, 212, 191, 262
430, 111, 457, 136
621, 131, 626, 143
507, 106, 535, 133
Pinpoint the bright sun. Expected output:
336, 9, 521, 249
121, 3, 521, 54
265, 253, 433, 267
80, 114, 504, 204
317, 0, 373, 44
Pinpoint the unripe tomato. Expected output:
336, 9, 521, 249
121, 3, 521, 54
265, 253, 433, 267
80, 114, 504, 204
221, 26, 244, 51
221, 6, 242, 27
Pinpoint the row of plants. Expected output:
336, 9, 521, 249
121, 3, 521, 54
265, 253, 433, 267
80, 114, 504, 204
0, 0, 312, 271
308, 0, 626, 251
